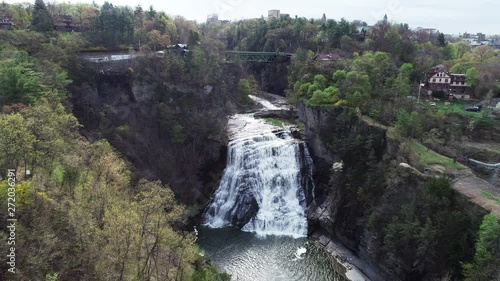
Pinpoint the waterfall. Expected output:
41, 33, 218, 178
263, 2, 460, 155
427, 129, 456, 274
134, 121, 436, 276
203, 128, 312, 238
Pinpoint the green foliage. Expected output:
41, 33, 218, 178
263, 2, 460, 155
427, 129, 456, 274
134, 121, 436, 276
31, 0, 53, 32
50, 164, 65, 186
191, 265, 231, 281
265, 118, 283, 126
0, 113, 36, 172
45, 273, 59, 281
466, 67, 480, 87
464, 214, 500, 281
437, 33, 446, 47
0, 42, 230, 279
481, 192, 500, 205
443, 44, 458, 60
424, 177, 453, 205
332, 69, 347, 82
399, 63, 414, 79
313, 74, 328, 89
238, 78, 253, 104
473, 109, 496, 129
450, 61, 474, 74
171, 124, 187, 143
394, 110, 422, 138
411, 142, 463, 170
310, 86, 339, 104
91, 2, 135, 48
382, 177, 477, 276
432, 90, 446, 99
0, 57, 44, 105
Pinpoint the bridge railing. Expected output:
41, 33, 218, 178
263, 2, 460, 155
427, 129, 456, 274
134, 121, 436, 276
468, 158, 500, 170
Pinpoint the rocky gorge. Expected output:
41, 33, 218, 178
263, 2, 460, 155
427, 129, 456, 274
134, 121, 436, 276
69, 60, 493, 281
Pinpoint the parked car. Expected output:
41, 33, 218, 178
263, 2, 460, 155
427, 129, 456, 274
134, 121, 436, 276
464, 105, 482, 112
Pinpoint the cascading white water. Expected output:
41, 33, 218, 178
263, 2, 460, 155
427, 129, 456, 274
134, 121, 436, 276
203, 94, 314, 238
203, 130, 309, 238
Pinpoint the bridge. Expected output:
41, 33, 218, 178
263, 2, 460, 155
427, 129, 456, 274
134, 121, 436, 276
81, 50, 294, 67
225, 51, 293, 63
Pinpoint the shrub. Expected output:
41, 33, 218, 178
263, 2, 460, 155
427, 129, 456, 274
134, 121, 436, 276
432, 90, 446, 99
394, 110, 422, 138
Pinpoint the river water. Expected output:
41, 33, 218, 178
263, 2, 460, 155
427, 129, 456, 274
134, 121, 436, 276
198, 227, 343, 281
198, 95, 346, 281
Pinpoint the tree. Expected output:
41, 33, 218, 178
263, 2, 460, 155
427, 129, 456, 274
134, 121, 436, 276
473, 45, 495, 65
73, 3, 99, 29
394, 110, 422, 138
147, 29, 170, 52
391, 63, 414, 97
454, 41, 472, 58
0, 113, 36, 172
466, 67, 480, 87
92, 2, 135, 48
22, 97, 80, 171
310, 86, 339, 104
437, 33, 446, 47
443, 44, 458, 60
399, 63, 414, 79
450, 61, 474, 74
464, 214, 500, 281
31, 0, 53, 32
0, 58, 44, 105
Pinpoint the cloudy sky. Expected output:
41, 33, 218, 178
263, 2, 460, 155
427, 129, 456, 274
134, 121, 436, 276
6, 0, 500, 34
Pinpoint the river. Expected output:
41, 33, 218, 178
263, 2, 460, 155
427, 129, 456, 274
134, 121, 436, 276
198, 227, 344, 281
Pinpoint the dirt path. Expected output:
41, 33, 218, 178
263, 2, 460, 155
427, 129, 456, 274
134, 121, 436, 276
452, 171, 500, 216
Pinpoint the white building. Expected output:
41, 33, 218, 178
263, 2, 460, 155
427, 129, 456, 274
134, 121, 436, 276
207, 14, 219, 24
268, 9, 280, 19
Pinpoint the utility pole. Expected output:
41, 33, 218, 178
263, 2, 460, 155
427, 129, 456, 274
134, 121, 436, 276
418, 72, 426, 102
418, 81, 422, 102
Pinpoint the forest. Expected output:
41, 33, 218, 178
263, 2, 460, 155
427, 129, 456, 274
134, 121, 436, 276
0, 0, 500, 280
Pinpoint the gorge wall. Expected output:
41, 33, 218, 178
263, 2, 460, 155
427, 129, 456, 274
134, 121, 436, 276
70, 62, 245, 205
299, 104, 488, 281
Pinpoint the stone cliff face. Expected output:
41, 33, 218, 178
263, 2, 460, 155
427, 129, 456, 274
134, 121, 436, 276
298, 104, 487, 281
70, 64, 243, 205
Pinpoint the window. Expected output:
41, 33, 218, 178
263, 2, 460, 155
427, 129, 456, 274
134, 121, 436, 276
439, 79, 442, 82
433, 79, 436, 82
445, 79, 448, 82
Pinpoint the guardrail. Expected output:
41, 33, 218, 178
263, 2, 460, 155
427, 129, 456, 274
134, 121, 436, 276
468, 159, 500, 169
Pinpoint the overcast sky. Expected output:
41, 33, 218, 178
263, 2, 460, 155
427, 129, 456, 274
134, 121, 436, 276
6, 0, 500, 34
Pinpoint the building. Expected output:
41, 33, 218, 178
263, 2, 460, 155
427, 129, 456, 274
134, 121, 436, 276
167, 44, 189, 55
491, 39, 500, 49
426, 65, 470, 96
207, 14, 218, 24
416, 27, 437, 34
356, 25, 372, 40
53, 15, 80, 32
313, 53, 342, 61
0, 15, 13, 30
268, 9, 280, 19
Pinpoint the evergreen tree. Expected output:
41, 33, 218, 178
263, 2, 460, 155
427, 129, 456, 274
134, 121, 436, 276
437, 32, 446, 47
31, 0, 53, 32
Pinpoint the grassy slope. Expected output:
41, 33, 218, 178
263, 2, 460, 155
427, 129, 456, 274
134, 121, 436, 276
411, 141, 465, 170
